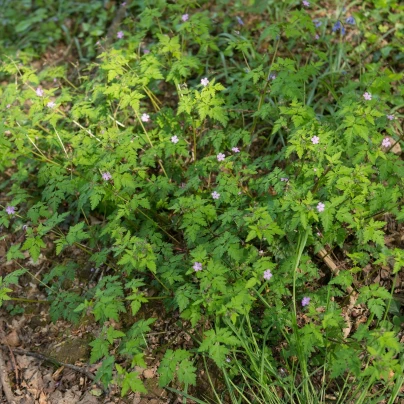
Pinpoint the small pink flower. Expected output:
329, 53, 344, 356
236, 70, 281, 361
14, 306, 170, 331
280, 177, 289, 182
53, 78, 57, 82
387, 114, 394, 121
141, 113, 150, 122
302, 296, 310, 307
311, 136, 320, 144
181, 14, 189, 22
201, 77, 209, 87
212, 191, 220, 200
302, 0, 310, 6
382, 138, 391, 148
363, 92, 372, 101
47, 101, 56, 108
315, 34, 320, 40
269, 73, 276, 80
121, 2, 126, 6
143, 49, 150, 54
102, 172, 112, 181
263, 269, 273, 280
36, 87, 44, 97
193, 262, 202, 271
171, 135, 179, 144
217, 153, 226, 162
5, 205, 16, 215
6, 104, 10, 108
259, 250, 265, 255
117, 31, 124, 39
317, 202, 325, 212
232, 147, 240, 153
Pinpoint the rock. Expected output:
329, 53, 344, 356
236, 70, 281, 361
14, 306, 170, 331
47, 338, 90, 364
142, 368, 155, 379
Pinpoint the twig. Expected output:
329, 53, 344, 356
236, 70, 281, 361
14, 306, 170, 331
0, 349, 20, 403
5, 344, 20, 387
0, 345, 108, 394
317, 248, 357, 338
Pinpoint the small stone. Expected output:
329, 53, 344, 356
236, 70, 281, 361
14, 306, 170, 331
143, 368, 155, 379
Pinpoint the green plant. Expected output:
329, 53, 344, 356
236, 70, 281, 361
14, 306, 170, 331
1, 0, 403, 401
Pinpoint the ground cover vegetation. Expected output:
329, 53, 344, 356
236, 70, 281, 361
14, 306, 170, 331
0, 0, 403, 402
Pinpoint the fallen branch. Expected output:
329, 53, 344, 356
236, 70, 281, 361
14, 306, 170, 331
0, 345, 108, 394
0, 349, 20, 403
317, 248, 358, 338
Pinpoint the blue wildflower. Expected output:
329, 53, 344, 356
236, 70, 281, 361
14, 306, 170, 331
332, 21, 342, 32
332, 20, 345, 35
236, 16, 244, 26
345, 16, 355, 25
313, 19, 322, 27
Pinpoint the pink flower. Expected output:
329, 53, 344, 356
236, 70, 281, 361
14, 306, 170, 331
117, 31, 124, 39
363, 92, 372, 101
201, 77, 209, 87
143, 49, 150, 54
141, 113, 150, 122
193, 262, 202, 271
217, 153, 226, 162
171, 135, 179, 144
315, 34, 320, 40
36, 87, 44, 97
211, 191, 220, 200
102, 172, 112, 181
387, 114, 394, 121
311, 136, 320, 144
5, 205, 16, 215
47, 101, 56, 108
121, 2, 126, 6
280, 177, 289, 182
263, 270, 273, 280
232, 147, 240, 153
181, 14, 189, 22
259, 250, 265, 255
302, 0, 310, 6
6, 104, 10, 108
301, 296, 310, 307
317, 202, 325, 212
382, 138, 391, 148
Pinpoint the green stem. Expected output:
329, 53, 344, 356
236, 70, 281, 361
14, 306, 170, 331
134, 110, 168, 178
250, 39, 280, 136
7, 297, 49, 304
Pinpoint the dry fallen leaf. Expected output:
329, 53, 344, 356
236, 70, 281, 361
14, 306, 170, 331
52, 366, 65, 381
3, 330, 20, 347
39, 391, 48, 404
